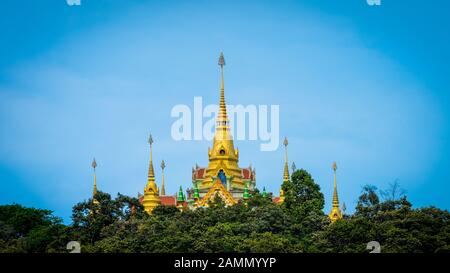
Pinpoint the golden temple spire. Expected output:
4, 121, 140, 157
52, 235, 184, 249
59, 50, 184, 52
92, 158, 97, 196
329, 161, 343, 222
91, 158, 99, 205
203, 52, 243, 192
160, 160, 166, 196
332, 162, 339, 207
217, 52, 228, 131
147, 135, 155, 179
143, 134, 160, 214
283, 137, 289, 182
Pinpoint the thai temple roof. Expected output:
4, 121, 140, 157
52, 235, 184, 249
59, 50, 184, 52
193, 167, 254, 180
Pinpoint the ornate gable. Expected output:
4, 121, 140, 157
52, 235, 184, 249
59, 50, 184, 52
197, 179, 237, 207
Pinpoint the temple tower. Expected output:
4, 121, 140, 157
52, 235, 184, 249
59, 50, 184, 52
278, 137, 290, 203
160, 160, 166, 196
143, 134, 161, 214
91, 158, 99, 205
328, 162, 343, 222
202, 53, 245, 197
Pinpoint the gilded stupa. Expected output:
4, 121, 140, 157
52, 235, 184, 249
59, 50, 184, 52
277, 137, 290, 204
142, 134, 161, 213
192, 53, 256, 205
191, 53, 256, 206
91, 158, 99, 205
328, 161, 343, 222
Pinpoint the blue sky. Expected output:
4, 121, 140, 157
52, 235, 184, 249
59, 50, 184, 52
0, 0, 449, 222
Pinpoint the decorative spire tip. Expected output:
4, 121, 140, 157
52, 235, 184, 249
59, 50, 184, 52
218, 52, 225, 68
91, 158, 97, 169
148, 134, 153, 145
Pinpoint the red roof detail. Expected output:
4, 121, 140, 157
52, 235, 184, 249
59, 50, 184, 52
242, 168, 250, 179
195, 167, 254, 180
196, 168, 205, 179
138, 195, 176, 206
161, 196, 176, 206
272, 197, 280, 203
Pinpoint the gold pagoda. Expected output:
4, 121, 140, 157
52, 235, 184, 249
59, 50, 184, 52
190, 52, 256, 206
91, 158, 99, 205
142, 134, 161, 214
192, 53, 256, 206
328, 161, 343, 222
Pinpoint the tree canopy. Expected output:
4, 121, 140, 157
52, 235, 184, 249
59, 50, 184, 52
1, 170, 449, 253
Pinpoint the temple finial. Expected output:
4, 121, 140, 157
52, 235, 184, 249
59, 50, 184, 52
262, 186, 267, 198
177, 186, 185, 202
142, 133, 161, 214
91, 158, 98, 204
283, 137, 289, 182
332, 161, 338, 206
217, 52, 228, 131
148, 134, 153, 146
218, 52, 225, 68
147, 134, 155, 179
160, 160, 166, 196
329, 161, 343, 222
92, 158, 97, 170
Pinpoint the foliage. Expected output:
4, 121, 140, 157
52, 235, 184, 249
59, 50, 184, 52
1, 170, 449, 253
0, 204, 64, 252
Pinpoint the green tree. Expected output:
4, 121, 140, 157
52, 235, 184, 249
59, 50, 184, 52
71, 191, 123, 245
281, 169, 327, 238
355, 185, 380, 218
0, 204, 64, 253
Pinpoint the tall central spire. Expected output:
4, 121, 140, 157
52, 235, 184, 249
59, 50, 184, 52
217, 52, 228, 130
203, 52, 244, 192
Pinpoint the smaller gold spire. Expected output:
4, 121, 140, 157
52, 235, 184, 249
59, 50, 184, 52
91, 158, 99, 205
160, 160, 166, 196
329, 161, 343, 222
332, 162, 338, 207
143, 134, 161, 214
279, 187, 285, 203
283, 137, 289, 182
147, 135, 155, 178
